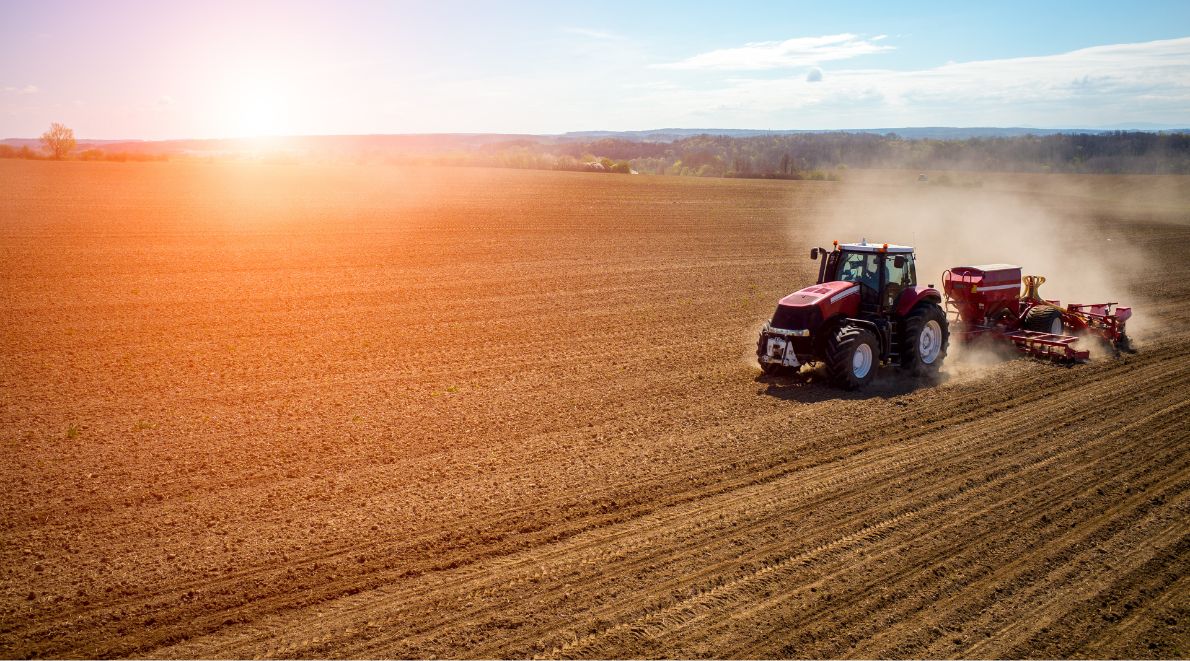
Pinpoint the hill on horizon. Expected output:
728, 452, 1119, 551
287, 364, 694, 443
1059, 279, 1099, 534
4, 126, 1188, 176
5, 125, 1190, 149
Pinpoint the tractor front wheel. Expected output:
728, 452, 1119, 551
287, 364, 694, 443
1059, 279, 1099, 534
826, 325, 879, 390
900, 302, 949, 375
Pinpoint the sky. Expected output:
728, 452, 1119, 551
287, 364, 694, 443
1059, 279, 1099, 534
2, 0, 1189, 139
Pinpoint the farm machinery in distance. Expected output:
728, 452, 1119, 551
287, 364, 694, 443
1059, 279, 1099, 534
757, 239, 1132, 390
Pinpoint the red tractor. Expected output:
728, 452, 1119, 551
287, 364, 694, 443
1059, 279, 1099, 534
758, 239, 948, 389
759, 240, 1133, 390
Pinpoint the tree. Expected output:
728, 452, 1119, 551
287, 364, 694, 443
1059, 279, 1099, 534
41, 122, 76, 159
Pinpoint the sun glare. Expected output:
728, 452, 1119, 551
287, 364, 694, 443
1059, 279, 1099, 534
235, 93, 282, 138
218, 75, 294, 139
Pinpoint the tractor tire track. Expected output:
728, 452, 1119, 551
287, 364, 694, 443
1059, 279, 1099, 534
153, 338, 1188, 658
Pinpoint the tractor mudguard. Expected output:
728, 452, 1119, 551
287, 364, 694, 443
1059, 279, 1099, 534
894, 286, 943, 317
832, 316, 892, 361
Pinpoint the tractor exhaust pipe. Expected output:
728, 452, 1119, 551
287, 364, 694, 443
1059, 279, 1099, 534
810, 246, 830, 284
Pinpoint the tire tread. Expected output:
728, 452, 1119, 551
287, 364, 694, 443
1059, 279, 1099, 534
826, 325, 878, 390
1023, 305, 1063, 334
900, 302, 950, 375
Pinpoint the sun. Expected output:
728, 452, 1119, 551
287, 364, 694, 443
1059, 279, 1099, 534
234, 92, 283, 138
218, 75, 293, 139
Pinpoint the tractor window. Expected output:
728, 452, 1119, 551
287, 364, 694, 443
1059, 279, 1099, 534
838, 251, 881, 292
885, 254, 914, 286
883, 254, 915, 309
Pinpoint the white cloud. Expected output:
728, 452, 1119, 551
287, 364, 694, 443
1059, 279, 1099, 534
3, 84, 40, 95
633, 36, 1190, 127
656, 34, 892, 71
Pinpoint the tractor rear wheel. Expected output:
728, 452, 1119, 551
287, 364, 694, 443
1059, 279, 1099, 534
900, 302, 949, 375
826, 325, 878, 390
1024, 305, 1064, 335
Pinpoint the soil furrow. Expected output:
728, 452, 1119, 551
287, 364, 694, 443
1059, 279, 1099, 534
554, 396, 1188, 659
4, 162, 1187, 659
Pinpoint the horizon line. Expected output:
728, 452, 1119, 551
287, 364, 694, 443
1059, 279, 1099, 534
6, 124, 1190, 143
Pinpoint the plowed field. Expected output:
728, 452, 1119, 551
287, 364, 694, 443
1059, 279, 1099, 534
1, 160, 1187, 658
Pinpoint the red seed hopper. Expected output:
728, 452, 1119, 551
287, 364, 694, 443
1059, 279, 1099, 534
943, 265, 1131, 361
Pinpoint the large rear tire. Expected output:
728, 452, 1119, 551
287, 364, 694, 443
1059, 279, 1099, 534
826, 325, 878, 390
1024, 305, 1064, 335
900, 302, 949, 375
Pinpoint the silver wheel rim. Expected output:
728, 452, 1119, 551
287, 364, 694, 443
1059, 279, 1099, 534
1050, 317, 1063, 335
852, 343, 873, 378
919, 320, 942, 364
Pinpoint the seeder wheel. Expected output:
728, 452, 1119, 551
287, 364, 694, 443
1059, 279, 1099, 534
1024, 305, 1064, 335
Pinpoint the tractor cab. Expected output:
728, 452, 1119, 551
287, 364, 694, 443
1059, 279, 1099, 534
813, 240, 917, 312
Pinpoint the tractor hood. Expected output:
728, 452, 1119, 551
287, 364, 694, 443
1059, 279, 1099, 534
778, 281, 860, 307
770, 281, 862, 332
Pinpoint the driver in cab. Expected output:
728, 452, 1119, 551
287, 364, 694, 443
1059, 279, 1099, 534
840, 252, 881, 293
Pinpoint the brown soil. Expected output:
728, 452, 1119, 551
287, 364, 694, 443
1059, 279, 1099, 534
1, 160, 1186, 658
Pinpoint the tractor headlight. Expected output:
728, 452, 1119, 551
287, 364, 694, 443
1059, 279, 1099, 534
761, 326, 809, 338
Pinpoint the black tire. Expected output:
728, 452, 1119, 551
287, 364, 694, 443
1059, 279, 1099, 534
900, 302, 949, 375
826, 325, 879, 390
757, 334, 775, 375
1115, 329, 1136, 354
1024, 305, 1064, 335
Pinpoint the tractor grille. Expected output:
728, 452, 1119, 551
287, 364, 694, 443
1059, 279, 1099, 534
769, 304, 821, 357
771, 304, 822, 332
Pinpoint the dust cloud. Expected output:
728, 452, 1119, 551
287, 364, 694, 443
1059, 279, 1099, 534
804, 171, 1159, 347
809, 174, 1141, 303
940, 336, 1026, 382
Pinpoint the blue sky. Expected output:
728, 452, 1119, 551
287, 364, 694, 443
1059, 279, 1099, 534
2, 0, 1189, 138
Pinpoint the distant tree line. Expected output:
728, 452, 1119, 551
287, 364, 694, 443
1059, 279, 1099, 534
500, 132, 1189, 177
1, 123, 168, 162
0, 144, 167, 162
4, 123, 1187, 176
381, 131, 1189, 178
